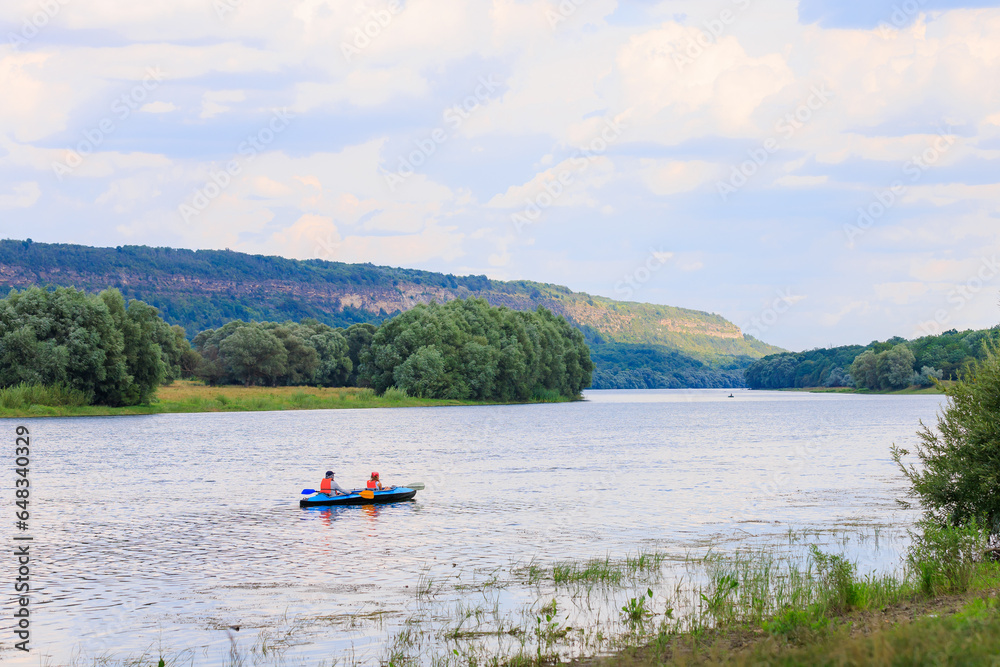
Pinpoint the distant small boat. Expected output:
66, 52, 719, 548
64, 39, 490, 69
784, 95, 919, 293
728, 394, 735, 398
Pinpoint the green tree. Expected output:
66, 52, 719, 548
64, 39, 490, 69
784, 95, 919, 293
168, 325, 203, 379
876, 343, 916, 390
344, 323, 377, 385
849, 350, 878, 389
916, 366, 944, 386
393, 345, 448, 397
0, 324, 68, 387
102, 290, 169, 405
265, 323, 319, 385
193, 319, 351, 387
892, 345, 1000, 533
218, 325, 288, 387
305, 323, 353, 387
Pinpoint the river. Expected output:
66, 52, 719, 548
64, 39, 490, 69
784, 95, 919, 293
1, 389, 945, 665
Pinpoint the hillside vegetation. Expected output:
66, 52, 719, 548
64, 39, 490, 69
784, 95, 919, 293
0, 240, 783, 388
589, 343, 752, 389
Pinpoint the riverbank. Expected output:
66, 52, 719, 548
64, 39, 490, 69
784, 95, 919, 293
772, 384, 950, 395
582, 570, 1000, 666
0, 381, 574, 418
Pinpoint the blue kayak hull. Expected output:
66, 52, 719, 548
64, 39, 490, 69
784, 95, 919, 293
299, 487, 417, 507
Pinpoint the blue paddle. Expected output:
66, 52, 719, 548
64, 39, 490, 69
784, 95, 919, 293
300, 488, 358, 495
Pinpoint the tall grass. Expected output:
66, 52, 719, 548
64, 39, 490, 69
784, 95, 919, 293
529, 387, 567, 403
382, 386, 410, 401
727, 594, 1000, 667
0, 383, 90, 409
525, 550, 669, 588
0, 381, 485, 418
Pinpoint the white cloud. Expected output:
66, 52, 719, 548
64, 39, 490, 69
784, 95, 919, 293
874, 282, 929, 305
639, 159, 719, 196
200, 90, 246, 119
820, 301, 870, 328
487, 156, 616, 210
293, 68, 429, 111
0, 52, 74, 142
0, 182, 40, 209
772, 174, 828, 188
140, 101, 177, 113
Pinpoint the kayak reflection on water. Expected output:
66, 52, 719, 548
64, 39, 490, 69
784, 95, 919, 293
301, 503, 385, 527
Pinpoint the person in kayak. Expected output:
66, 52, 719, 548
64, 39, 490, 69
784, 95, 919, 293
366, 472, 395, 491
320, 471, 350, 496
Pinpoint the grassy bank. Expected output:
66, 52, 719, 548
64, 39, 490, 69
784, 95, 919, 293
583, 589, 1000, 666
0, 380, 574, 418
773, 384, 950, 395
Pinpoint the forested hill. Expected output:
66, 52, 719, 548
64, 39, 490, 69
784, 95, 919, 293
0, 239, 784, 387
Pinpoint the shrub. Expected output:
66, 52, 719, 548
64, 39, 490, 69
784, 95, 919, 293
892, 344, 1000, 533
763, 604, 830, 640
908, 520, 989, 595
810, 546, 861, 613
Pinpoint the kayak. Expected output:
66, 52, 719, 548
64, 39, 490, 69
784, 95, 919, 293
299, 487, 418, 508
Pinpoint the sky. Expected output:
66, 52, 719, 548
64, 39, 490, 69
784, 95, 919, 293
1, 0, 999, 352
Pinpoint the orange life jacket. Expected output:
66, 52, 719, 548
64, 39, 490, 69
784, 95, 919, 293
321, 478, 333, 493
367, 479, 378, 489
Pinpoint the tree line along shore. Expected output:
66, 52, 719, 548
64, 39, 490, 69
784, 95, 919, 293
745, 327, 1000, 392
0, 286, 592, 416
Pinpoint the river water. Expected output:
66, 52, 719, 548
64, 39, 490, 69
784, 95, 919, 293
1, 389, 945, 665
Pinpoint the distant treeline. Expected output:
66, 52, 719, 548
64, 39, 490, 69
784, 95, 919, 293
744, 328, 1000, 390
1, 287, 591, 404
589, 343, 749, 389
